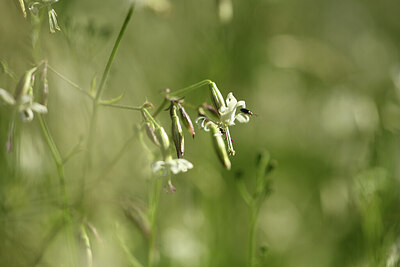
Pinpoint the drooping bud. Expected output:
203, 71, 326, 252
144, 122, 160, 147
14, 67, 37, 103
178, 103, 195, 138
170, 104, 184, 158
48, 8, 61, 33
209, 82, 225, 112
210, 123, 231, 170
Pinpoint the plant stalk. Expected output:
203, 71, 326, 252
148, 178, 162, 267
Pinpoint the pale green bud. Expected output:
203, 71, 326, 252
14, 67, 37, 103
209, 82, 225, 112
210, 123, 231, 170
170, 105, 184, 158
155, 126, 170, 158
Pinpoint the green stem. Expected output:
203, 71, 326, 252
48, 65, 93, 99
248, 206, 258, 267
95, 5, 135, 101
152, 80, 213, 118
100, 103, 142, 110
37, 115, 76, 267
169, 79, 212, 97
148, 178, 162, 267
82, 4, 135, 201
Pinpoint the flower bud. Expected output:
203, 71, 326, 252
201, 103, 219, 119
144, 122, 160, 147
178, 103, 195, 138
14, 67, 37, 103
210, 123, 231, 170
155, 126, 170, 158
209, 82, 225, 112
39, 64, 49, 106
170, 105, 184, 158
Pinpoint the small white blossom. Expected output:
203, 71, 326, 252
0, 88, 47, 122
151, 157, 193, 176
196, 92, 251, 156
219, 92, 250, 126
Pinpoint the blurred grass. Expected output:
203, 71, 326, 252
1, 0, 400, 266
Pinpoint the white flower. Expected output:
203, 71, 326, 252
219, 92, 250, 126
151, 157, 193, 176
0, 88, 47, 122
196, 92, 251, 156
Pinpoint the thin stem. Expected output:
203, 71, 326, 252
82, 3, 135, 202
152, 80, 213, 118
248, 206, 258, 267
100, 103, 142, 110
95, 4, 135, 101
169, 79, 212, 97
148, 178, 162, 267
37, 115, 76, 267
48, 65, 93, 99
142, 108, 159, 126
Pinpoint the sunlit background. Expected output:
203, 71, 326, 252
1, 0, 400, 266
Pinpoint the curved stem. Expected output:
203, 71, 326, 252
169, 79, 212, 97
148, 178, 162, 267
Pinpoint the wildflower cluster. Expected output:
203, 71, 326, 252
137, 82, 253, 192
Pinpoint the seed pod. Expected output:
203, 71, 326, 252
170, 105, 184, 158
39, 64, 49, 106
201, 103, 219, 119
14, 67, 37, 103
178, 103, 195, 138
209, 82, 225, 112
210, 123, 231, 170
144, 122, 160, 147
155, 126, 170, 158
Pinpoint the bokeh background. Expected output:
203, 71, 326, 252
1, 0, 400, 266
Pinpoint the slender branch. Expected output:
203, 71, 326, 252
95, 5, 135, 101
82, 3, 135, 203
48, 65, 93, 99
248, 206, 258, 267
100, 103, 142, 110
152, 79, 213, 118
169, 79, 212, 97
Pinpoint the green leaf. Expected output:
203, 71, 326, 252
100, 91, 125, 105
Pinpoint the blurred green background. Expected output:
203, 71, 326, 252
1, 0, 400, 266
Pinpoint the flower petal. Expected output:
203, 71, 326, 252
0, 88, 16, 105
31, 102, 48, 114
235, 113, 250, 123
20, 108, 34, 122
225, 92, 237, 108
151, 160, 166, 174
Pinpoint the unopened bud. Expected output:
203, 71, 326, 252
210, 123, 231, 170
201, 103, 219, 118
40, 64, 49, 106
155, 126, 170, 157
170, 105, 184, 158
178, 103, 195, 138
14, 67, 37, 103
210, 82, 225, 112
144, 122, 160, 147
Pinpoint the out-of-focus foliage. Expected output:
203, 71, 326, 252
1, 0, 400, 266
